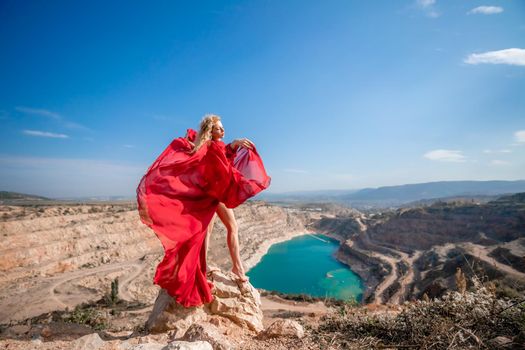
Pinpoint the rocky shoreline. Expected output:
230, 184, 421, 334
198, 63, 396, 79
243, 229, 311, 271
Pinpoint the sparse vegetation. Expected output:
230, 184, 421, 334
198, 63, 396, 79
104, 278, 120, 307
311, 278, 525, 349
455, 267, 467, 294
61, 304, 108, 330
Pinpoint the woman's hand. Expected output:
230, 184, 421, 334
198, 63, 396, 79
231, 138, 254, 150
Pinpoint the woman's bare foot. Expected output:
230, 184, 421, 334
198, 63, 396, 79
231, 267, 248, 283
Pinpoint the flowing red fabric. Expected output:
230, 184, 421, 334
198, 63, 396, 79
137, 129, 271, 307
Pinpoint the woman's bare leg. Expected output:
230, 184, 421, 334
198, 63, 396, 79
216, 203, 247, 282
204, 213, 217, 271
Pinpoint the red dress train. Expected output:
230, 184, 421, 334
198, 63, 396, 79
136, 130, 270, 307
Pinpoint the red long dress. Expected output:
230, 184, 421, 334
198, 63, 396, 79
137, 129, 271, 307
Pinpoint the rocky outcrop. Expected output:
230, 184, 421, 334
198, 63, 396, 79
146, 270, 263, 338
207, 270, 263, 332
146, 289, 208, 336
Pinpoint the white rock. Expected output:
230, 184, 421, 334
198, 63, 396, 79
182, 323, 233, 350
208, 271, 263, 332
262, 319, 305, 339
146, 289, 208, 338
71, 333, 105, 350
147, 270, 263, 335
164, 341, 213, 350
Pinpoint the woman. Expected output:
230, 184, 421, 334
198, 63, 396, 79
201, 118, 252, 284
137, 114, 270, 307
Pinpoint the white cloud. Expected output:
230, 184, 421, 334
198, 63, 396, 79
490, 159, 510, 166
464, 48, 525, 66
16, 106, 90, 130
22, 130, 69, 139
417, 0, 435, 8
63, 121, 90, 131
283, 168, 308, 174
483, 149, 512, 154
424, 149, 466, 162
468, 6, 503, 15
16, 106, 61, 119
416, 0, 440, 17
515, 130, 525, 143
427, 10, 440, 18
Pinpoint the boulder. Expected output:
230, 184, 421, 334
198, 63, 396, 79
207, 270, 263, 332
146, 289, 208, 337
182, 323, 233, 350
146, 270, 263, 336
165, 340, 214, 350
70, 333, 105, 350
261, 319, 304, 339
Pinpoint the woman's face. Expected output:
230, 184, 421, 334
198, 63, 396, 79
211, 121, 225, 141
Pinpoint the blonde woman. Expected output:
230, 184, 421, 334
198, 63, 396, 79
137, 114, 270, 307
196, 116, 255, 284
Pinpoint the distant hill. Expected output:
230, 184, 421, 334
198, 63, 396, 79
0, 191, 50, 201
343, 180, 525, 205
257, 189, 358, 202
262, 180, 525, 208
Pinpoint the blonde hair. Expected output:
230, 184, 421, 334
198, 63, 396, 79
192, 114, 221, 152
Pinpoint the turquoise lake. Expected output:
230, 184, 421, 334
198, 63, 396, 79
246, 234, 364, 301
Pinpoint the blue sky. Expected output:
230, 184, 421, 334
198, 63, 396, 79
1, 0, 524, 198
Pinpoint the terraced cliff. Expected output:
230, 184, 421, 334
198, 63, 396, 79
313, 193, 525, 304
0, 201, 310, 324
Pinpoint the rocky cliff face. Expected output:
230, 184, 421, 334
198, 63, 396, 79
313, 193, 525, 304
0, 201, 310, 324
367, 193, 525, 251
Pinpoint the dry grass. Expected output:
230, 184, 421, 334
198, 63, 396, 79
310, 278, 524, 349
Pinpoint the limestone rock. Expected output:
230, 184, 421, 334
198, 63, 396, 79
146, 270, 263, 337
164, 340, 214, 350
146, 289, 208, 337
208, 270, 263, 332
182, 323, 233, 350
261, 319, 304, 339
71, 333, 105, 350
